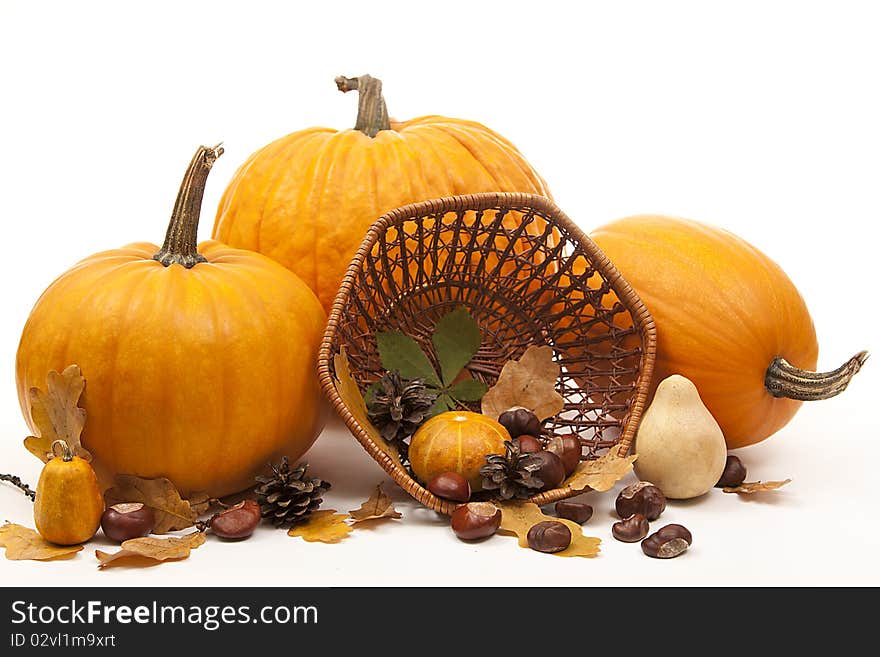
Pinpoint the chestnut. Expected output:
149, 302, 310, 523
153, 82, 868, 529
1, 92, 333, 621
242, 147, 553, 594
450, 502, 502, 541
101, 503, 155, 543
641, 524, 692, 559
715, 455, 747, 488
210, 499, 262, 540
615, 481, 666, 520
427, 472, 471, 502
527, 520, 571, 553
612, 513, 649, 542
514, 435, 543, 454
547, 434, 581, 475
498, 408, 541, 438
531, 450, 566, 490
555, 501, 593, 524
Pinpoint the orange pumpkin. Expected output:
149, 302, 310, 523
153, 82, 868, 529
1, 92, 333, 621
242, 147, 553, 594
588, 215, 866, 448
213, 74, 551, 312
16, 145, 327, 497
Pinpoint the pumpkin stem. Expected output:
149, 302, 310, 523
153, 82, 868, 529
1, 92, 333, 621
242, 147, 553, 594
765, 350, 869, 401
153, 144, 224, 268
335, 74, 390, 137
51, 440, 73, 462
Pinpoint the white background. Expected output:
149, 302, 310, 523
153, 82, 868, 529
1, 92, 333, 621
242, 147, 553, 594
0, 0, 877, 586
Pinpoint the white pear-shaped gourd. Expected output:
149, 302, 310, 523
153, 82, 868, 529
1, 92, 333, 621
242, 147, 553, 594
634, 374, 727, 499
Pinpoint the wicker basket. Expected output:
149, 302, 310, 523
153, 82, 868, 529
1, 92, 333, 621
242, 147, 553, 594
317, 193, 656, 514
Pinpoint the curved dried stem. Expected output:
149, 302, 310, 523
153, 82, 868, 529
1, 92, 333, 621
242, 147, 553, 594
765, 351, 868, 401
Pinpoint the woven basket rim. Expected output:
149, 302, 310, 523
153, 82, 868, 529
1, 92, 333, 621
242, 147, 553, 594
317, 192, 657, 515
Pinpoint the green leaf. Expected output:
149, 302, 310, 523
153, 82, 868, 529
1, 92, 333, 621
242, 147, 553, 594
432, 307, 482, 385
427, 394, 455, 418
363, 381, 382, 406
376, 331, 441, 387
448, 378, 489, 402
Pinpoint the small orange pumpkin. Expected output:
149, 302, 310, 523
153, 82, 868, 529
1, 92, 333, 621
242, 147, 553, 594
16, 146, 327, 497
213, 74, 551, 312
588, 214, 866, 448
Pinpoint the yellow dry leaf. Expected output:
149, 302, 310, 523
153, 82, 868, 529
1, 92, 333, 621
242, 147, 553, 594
104, 475, 199, 533
496, 501, 600, 558
288, 510, 353, 544
348, 484, 402, 525
0, 522, 83, 561
96, 531, 206, 569
481, 345, 564, 421
723, 479, 792, 494
23, 364, 91, 463
564, 449, 637, 492
334, 349, 403, 469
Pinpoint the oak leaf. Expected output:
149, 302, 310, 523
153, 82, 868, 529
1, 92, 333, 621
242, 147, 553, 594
723, 479, 792, 494
288, 510, 353, 544
564, 449, 638, 492
348, 484, 402, 525
0, 522, 83, 561
23, 364, 91, 463
96, 531, 206, 569
104, 475, 200, 533
481, 345, 564, 421
496, 501, 600, 558
334, 349, 403, 469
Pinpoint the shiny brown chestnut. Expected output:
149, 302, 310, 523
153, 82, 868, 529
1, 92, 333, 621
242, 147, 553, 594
531, 450, 566, 490
548, 435, 581, 476
450, 502, 502, 541
427, 472, 471, 502
641, 524, 692, 558
210, 499, 262, 540
514, 435, 543, 454
498, 408, 541, 438
555, 501, 593, 524
715, 455, 747, 488
527, 520, 572, 553
615, 481, 666, 520
101, 503, 155, 543
612, 513, 649, 542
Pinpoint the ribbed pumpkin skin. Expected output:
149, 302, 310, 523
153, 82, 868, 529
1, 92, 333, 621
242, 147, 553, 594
16, 240, 327, 498
590, 215, 819, 448
213, 117, 550, 311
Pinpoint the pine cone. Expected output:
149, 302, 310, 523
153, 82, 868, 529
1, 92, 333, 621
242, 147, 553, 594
366, 371, 438, 443
480, 440, 544, 500
255, 457, 330, 527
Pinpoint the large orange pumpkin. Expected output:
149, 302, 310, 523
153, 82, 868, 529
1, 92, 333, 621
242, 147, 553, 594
213, 74, 551, 312
588, 215, 866, 449
16, 145, 327, 497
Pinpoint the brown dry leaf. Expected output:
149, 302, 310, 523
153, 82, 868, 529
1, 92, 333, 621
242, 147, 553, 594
564, 449, 637, 492
187, 492, 212, 517
348, 484, 402, 525
496, 501, 601, 558
334, 349, 403, 469
96, 531, 206, 569
723, 479, 792, 494
104, 475, 199, 533
288, 510, 353, 544
481, 345, 564, 421
0, 522, 83, 561
23, 364, 91, 463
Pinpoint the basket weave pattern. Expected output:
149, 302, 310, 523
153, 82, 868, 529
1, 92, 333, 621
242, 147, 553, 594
318, 193, 656, 514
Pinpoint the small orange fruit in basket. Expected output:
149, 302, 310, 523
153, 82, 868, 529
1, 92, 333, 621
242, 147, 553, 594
409, 411, 510, 491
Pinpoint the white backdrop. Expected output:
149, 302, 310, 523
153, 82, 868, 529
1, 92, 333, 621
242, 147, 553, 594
0, 0, 877, 586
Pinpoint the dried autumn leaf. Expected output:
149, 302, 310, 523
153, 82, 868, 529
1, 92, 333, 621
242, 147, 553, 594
187, 492, 212, 517
723, 479, 792, 494
104, 475, 198, 533
96, 531, 206, 569
0, 522, 83, 561
564, 449, 638, 492
287, 510, 353, 544
334, 349, 403, 469
348, 484, 402, 525
481, 345, 564, 421
496, 501, 600, 558
23, 364, 91, 463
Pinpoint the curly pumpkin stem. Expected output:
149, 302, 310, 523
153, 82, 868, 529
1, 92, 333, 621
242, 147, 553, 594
765, 350, 869, 401
153, 144, 224, 268
51, 439, 73, 462
335, 74, 390, 137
